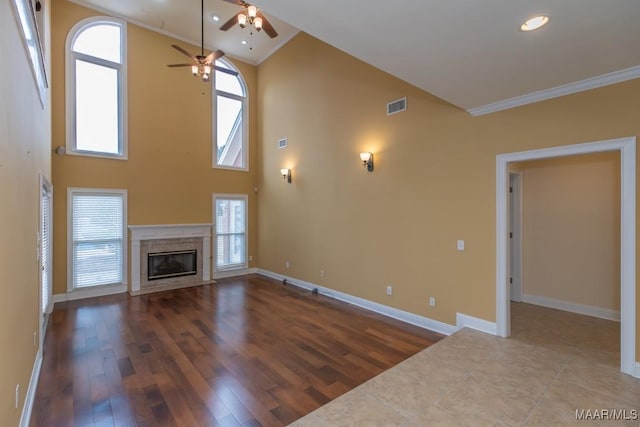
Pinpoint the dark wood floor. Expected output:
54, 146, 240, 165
31, 274, 443, 426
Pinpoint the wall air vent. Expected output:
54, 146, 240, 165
387, 97, 407, 116
278, 138, 288, 149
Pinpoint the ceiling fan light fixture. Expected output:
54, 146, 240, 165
520, 15, 549, 31
247, 5, 257, 19
254, 16, 263, 31
191, 65, 199, 76
238, 12, 247, 28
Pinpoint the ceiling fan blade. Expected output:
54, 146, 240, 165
221, 0, 246, 5
167, 64, 193, 68
171, 44, 197, 60
204, 49, 225, 64
214, 65, 239, 76
219, 14, 238, 31
258, 13, 278, 38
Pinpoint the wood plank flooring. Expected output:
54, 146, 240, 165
31, 274, 443, 426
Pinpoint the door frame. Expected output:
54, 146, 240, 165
509, 172, 523, 302
496, 136, 636, 377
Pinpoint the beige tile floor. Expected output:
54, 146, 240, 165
292, 303, 640, 426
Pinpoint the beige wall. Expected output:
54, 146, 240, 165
517, 153, 620, 311
0, 0, 52, 422
257, 33, 640, 357
50, 1, 259, 295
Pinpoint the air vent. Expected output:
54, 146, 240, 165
387, 97, 407, 116
278, 138, 288, 149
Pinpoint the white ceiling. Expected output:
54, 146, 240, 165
70, 0, 640, 114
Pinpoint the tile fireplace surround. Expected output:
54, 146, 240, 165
129, 224, 213, 295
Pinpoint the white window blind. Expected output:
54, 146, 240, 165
71, 191, 125, 288
41, 186, 51, 315
214, 196, 247, 270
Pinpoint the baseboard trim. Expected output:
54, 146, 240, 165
456, 313, 497, 335
256, 269, 457, 336
213, 267, 258, 280
522, 294, 620, 322
53, 284, 128, 305
19, 349, 42, 427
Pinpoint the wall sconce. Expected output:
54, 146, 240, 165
280, 168, 292, 183
360, 152, 374, 172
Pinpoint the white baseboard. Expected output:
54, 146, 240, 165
522, 294, 620, 322
53, 283, 128, 305
19, 349, 42, 427
456, 313, 497, 335
213, 267, 258, 280
256, 269, 457, 336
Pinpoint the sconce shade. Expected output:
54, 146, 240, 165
281, 168, 292, 183
360, 152, 374, 172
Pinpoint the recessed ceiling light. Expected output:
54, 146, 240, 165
241, 40, 248, 45
211, 15, 220, 22
520, 15, 550, 31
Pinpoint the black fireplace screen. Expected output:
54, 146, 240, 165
148, 250, 197, 280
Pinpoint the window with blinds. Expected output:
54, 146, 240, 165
41, 183, 52, 316
69, 189, 126, 288
214, 195, 247, 271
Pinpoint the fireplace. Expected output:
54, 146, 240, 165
148, 250, 197, 281
129, 224, 213, 295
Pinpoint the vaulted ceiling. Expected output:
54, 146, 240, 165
69, 0, 640, 114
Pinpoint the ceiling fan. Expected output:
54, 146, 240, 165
167, 0, 238, 81
219, 0, 278, 39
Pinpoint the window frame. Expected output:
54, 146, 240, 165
212, 193, 249, 272
212, 59, 248, 171
67, 187, 128, 292
65, 17, 128, 160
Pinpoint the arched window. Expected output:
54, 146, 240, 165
214, 59, 247, 170
66, 17, 127, 158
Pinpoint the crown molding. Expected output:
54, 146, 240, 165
468, 65, 640, 117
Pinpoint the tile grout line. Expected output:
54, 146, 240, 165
520, 360, 570, 426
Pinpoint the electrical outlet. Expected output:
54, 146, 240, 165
429, 297, 436, 307
320, 269, 325, 277
249, 255, 253, 262
33, 331, 37, 347
285, 260, 290, 269
15, 384, 19, 409
457, 240, 465, 251
386, 285, 393, 296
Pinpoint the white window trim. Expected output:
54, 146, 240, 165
67, 187, 128, 292
65, 17, 128, 160
212, 59, 248, 171
212, 193, 249, 272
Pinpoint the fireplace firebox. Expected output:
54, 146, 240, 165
147, 250, 197, 281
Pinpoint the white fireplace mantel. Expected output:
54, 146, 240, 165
129, 224, 212, 293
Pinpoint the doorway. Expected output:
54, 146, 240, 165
496, 137, 636, 377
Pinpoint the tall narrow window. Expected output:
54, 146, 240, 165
213, 194, 247, 271
40, 178, 52, 322
68, 188, 127, 289
66, 18, 127, 158
213, 59, 247, 170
